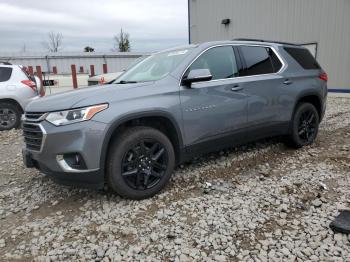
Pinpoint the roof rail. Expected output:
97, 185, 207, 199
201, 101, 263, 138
233, 38, 300, 46
0, 61, 12, 65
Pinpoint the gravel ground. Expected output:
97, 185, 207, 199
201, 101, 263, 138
0, 97, 349, 262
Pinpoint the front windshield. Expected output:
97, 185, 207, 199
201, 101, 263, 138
115, 48, 194, 83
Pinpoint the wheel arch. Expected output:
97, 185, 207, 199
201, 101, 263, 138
294, 92, 323, 120
0, 98, 24, 113
100, 111, 184, 175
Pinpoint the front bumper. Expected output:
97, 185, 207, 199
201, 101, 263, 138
22, 120, 108, 188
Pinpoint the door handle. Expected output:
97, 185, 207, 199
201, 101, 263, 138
283, 79, 293, 85
231, 85, 243, 91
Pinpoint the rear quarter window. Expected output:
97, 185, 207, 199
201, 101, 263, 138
284, 47, 320, 70
0, 67, 12, 82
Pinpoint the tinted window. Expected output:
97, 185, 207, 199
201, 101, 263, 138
0, 67, 12, 82
284, 47, 320, 70
239, 46, 274, 76
186, 46, 238, 80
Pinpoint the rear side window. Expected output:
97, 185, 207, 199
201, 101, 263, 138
186, 46, 238, 80
0, 67, 12, 82
238, 46, 279, 76
284, 47, 320, 69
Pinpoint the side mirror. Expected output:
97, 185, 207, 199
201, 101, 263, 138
182, 69, 213, 87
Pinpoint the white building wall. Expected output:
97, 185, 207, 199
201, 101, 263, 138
189, 0, 350, 89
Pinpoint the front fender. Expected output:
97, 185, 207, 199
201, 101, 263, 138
99, 110, 184, 173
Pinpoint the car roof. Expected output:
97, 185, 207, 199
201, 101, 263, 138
155, 44, 199, 54
0, 62, 21, 68
195, 39, 304, 50
0, 65, 15, 69
0, 61, 13, 66
149, 39, 302, 57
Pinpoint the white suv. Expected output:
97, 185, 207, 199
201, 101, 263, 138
0, 62, 40, 130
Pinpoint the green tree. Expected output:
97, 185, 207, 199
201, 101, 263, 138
113, 28, 130, 52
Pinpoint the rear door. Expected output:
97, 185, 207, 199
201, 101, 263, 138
179, 45, 248, 147
236, 45, 288, 134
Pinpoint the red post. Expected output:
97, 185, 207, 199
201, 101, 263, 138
90, 65, 95, 77
36, 66, 45, 96
103, 64, 108, 74
52, 66, 58, 74
71, 65, 78, 89
28, 66, 34, 76
36, 66, 43, 82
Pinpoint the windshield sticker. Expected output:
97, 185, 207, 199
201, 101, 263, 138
167, 50, 189, 57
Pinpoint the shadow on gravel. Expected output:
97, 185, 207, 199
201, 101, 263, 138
176, 136, 284, 170
41, 136, 284, 196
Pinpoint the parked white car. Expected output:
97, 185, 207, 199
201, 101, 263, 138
0, 62, 40, 130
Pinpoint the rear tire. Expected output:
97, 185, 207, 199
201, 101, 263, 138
0, 102, 22, 131
286, 102, 319, 148
106, 126, 175, 200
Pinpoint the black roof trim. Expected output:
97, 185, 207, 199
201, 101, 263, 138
233, 38, 301, 46
0, 61, 12, 65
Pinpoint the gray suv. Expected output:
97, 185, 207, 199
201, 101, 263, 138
22, 40, 327, 199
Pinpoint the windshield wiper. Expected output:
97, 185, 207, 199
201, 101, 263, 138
116, 80, 138, 84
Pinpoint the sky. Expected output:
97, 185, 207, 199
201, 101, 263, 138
0, 0, 188, 53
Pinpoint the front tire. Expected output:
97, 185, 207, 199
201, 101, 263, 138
107, 126, 175, 200
0, 102, 22, 131
286, 103, 319, 148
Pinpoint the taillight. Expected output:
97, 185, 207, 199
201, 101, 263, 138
21, 80, 37, 91
319, 72, 328, 82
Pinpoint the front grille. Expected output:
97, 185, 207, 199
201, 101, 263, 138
23, 122, 43, 151
25, 112, 46, 122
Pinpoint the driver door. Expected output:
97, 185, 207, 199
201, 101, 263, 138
179, 46, 248, 150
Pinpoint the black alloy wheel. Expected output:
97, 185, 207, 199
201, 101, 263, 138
297, 109, 317, 144
0, 102, 21, 131
121, 139, 168, 190
286, 102, 320, 148
107, 126, 175, 199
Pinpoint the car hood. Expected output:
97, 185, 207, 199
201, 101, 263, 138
26, 82, 154, 112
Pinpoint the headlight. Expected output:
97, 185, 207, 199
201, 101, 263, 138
46, 104, 108, 126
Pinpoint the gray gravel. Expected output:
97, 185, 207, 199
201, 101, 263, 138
0, 97, 349, 261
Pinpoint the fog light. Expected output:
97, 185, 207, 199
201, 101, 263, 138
57, 153, 87, 171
